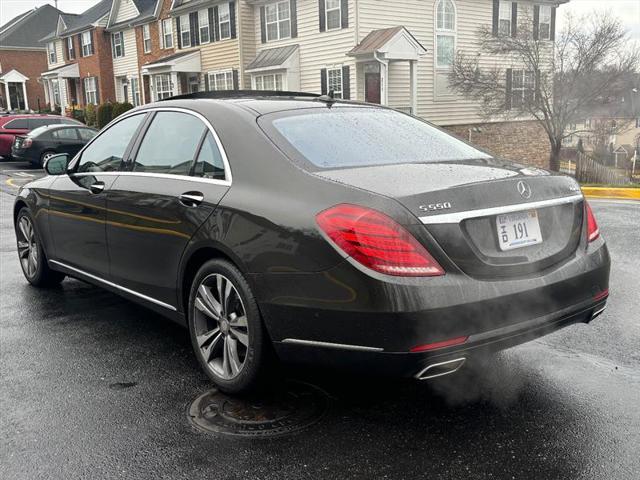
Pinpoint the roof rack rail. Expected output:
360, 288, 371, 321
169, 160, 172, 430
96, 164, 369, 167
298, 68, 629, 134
161, 90, 322, 101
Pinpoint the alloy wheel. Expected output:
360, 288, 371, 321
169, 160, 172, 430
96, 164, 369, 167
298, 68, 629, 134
17, 215, 38, 279
193, 274, 249, 380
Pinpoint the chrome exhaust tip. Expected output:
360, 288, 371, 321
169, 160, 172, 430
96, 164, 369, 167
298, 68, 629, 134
415, 358, 466, 381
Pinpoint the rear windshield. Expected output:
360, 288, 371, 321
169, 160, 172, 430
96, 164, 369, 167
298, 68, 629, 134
266, 107, 490, 169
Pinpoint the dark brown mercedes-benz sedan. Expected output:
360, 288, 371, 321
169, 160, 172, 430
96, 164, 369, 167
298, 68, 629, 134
13, 92, 610, 393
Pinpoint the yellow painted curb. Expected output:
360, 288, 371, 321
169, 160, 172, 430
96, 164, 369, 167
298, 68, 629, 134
581, 187, 640, 201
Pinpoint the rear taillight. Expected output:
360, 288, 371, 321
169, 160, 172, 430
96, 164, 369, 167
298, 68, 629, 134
316, 204, 445, 277
585, 201, 600, 243
22, 138, 32, 148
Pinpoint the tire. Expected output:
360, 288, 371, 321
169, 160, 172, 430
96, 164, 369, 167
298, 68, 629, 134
15, 208, 65, 287
40, 150, 56, 168
188, 259, 272, 394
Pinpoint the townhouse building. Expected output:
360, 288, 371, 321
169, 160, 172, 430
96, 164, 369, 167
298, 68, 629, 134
0, 4, 64, 111
40, 0, 116, 111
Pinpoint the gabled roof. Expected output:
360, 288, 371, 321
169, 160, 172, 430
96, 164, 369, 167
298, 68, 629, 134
246, 45, 299, 72
171, 0, 213, 15
349, 26, 427, 59
0, 4, 65, 49
60, 0, 114, 36
144, 50, 197, 66
108, 0, 160, 30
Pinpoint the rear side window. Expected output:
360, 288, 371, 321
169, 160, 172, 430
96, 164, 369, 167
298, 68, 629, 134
30, 118, 60, 129
4, 119, 29, 130
77, 114, 146, 173
133, 111, 206, 175
28, 126, 51, 138
193, 132, 225, 180
78, 129, 97, 141
267, 108, 491, 169
52, 128, 79, 140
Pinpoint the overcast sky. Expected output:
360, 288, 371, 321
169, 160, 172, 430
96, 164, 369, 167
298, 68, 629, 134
1, 0, 639, 37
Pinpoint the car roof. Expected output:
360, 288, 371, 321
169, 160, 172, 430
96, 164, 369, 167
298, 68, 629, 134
0, 114, 70, 125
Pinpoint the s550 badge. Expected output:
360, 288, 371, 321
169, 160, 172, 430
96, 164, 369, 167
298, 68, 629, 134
419, 202, 452, 213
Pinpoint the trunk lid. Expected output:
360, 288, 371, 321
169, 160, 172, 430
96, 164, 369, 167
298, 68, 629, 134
316, 160, 585, 279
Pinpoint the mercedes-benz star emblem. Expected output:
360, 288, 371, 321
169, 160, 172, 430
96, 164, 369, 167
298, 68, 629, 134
517, 181, 532, 199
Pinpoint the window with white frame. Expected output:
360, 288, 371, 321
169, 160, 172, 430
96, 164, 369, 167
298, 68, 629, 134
538, 5, 552, 40
499, 1, 512, 36
253, 73, 283, 91
326, 68, 343, 99
325, 0, 342, 30
143, 24, 151, 53
436, 0, 456, 68
180, 15, 191, 47
511, 70, 535, 109
161, 18, 173, 48
112, 32, 124, 58
219, 3, 231, 40
198, 9, 210, 44
265, 1, 290, 42
47, 42, 57, 64
154, 73, 173, 100
131, 77, 141, 106
81, 31, 93, 56
208, 70, 234, 91
67, 37, 75, 59
84, 77, 98, 105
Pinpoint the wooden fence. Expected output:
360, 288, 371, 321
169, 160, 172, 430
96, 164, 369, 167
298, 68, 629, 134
570, 153, 632, 185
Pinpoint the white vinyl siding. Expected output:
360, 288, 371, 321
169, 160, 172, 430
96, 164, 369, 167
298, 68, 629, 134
114, 0, 139, 23
112, 28, 139, 103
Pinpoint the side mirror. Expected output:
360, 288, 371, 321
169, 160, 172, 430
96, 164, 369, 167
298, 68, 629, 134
44, 153, 69, 176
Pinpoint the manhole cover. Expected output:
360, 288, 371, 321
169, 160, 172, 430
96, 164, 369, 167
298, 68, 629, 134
187, 380, 329, 438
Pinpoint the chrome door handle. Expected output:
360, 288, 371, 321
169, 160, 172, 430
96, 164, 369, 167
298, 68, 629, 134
179, 192, 204, 207
90, 182, 105, 194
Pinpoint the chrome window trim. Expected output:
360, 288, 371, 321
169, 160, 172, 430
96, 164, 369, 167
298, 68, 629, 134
50, 260, 177, 311
419, 194, 584, 225
71, 171, 230, 187
71, 106, 233, 186
281, 338, 384, 352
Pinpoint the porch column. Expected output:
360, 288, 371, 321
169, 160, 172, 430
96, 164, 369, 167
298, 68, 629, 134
380, 60, 389, 106
43, 79, 50, 105
4, 82, 11, 111
409, 60, 418, 116
171, 72, 179, 97
22, 82, 29, 111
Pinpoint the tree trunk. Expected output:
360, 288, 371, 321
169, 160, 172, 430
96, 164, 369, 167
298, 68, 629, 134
549, 141, 562, 172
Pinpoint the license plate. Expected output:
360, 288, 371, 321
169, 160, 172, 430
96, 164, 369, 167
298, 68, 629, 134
495, 210, 542, 251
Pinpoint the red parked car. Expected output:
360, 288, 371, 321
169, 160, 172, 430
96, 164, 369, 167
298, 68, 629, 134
0, 114, 82, 159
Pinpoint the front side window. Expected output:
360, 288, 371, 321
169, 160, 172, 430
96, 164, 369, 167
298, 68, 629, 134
253, 73, 283, 91
198, 9, 210, 44
47, 42, 57, 64
133, 111, 207, 175
499, 1, 512, 36
143, 24, 152, 53
81, 31, 93, 56
326, 68, 343, 99
84, 77, 98, 105
161, 18, 173, 48
180, 15, 191, 47
266, 108, 490, 169
538, 5, 552, 40
67, 37, 75, 59
112, 32, 124, 58
219, 3, 231, 40
193, 132, 225, 180
325, 0, 342, 30
77, 114, 146, 173
154, 74, 173, 100
208, 70, 234, 91
511, 70, 535, 109
265, 1, 290, 41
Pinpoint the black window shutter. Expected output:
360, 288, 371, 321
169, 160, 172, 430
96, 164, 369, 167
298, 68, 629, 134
319, 0, 326, 32
342, 65, 350, 99
341, 0, 348, 29
121, 32, 125, 56
77, 34, 83, 57
190, 12, 199, 46
90, 30, 95, 55
95, 78, 100, 104
208, 8, 215, 41
260, 6, 267, 43
232, 69, 239, 90
505, 68, 513, 110
290, 0, 298, 38
492, 0, 499, 36
176, 17, 182, 48
511, 3, 517, 37
550, 7, 556, 40
213, 6, 220, 42
78, 78, 84, 105
533, 5, 540, 40
204, 73, 210, 91
320, 68, 327, 94
230, 2, 237, 38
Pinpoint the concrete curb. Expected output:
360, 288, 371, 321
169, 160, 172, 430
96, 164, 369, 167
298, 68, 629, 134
581, 187, 640, 201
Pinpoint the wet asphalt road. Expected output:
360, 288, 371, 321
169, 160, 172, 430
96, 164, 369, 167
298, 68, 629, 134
0, 165, 639, 479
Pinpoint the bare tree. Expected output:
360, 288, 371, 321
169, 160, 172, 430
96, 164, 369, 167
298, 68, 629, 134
449, 11, 639, 171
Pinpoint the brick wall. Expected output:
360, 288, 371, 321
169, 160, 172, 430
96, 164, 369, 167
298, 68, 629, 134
443, 121, 551, 170
76, 27, 116, 105
0, 49, 48, 110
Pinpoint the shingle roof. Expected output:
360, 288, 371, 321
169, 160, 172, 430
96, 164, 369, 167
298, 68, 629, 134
0, 4, 64, 49
171, 0, 213, 15
61, 0, 113, 36
246, 45, 299, 71
349, 26, 405, 55
109, 0, 159, 30
145, 50, 197, 66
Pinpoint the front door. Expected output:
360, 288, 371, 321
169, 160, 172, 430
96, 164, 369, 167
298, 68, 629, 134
365, 72, 381, 104
106, 110, 230, 308
8, 83, 26, 110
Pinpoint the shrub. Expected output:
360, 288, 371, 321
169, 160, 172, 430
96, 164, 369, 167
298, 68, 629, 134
85, 103, 96, 127
112, 102, 134, 119
97, 102, 113, 129
71, 108, 85, 124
